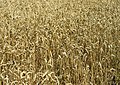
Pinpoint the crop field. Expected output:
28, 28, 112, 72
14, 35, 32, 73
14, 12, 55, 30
0, 0, 120, 85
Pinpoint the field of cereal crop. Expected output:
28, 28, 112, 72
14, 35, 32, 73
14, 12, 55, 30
0, 0, 120, 85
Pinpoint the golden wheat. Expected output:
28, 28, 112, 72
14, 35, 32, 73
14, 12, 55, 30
0, 0, 120, 85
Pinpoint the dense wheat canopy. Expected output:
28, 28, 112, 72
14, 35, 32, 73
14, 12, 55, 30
0, 0, 120, 85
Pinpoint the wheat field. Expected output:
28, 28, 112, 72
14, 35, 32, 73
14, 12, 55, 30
0, 0, 120, 85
